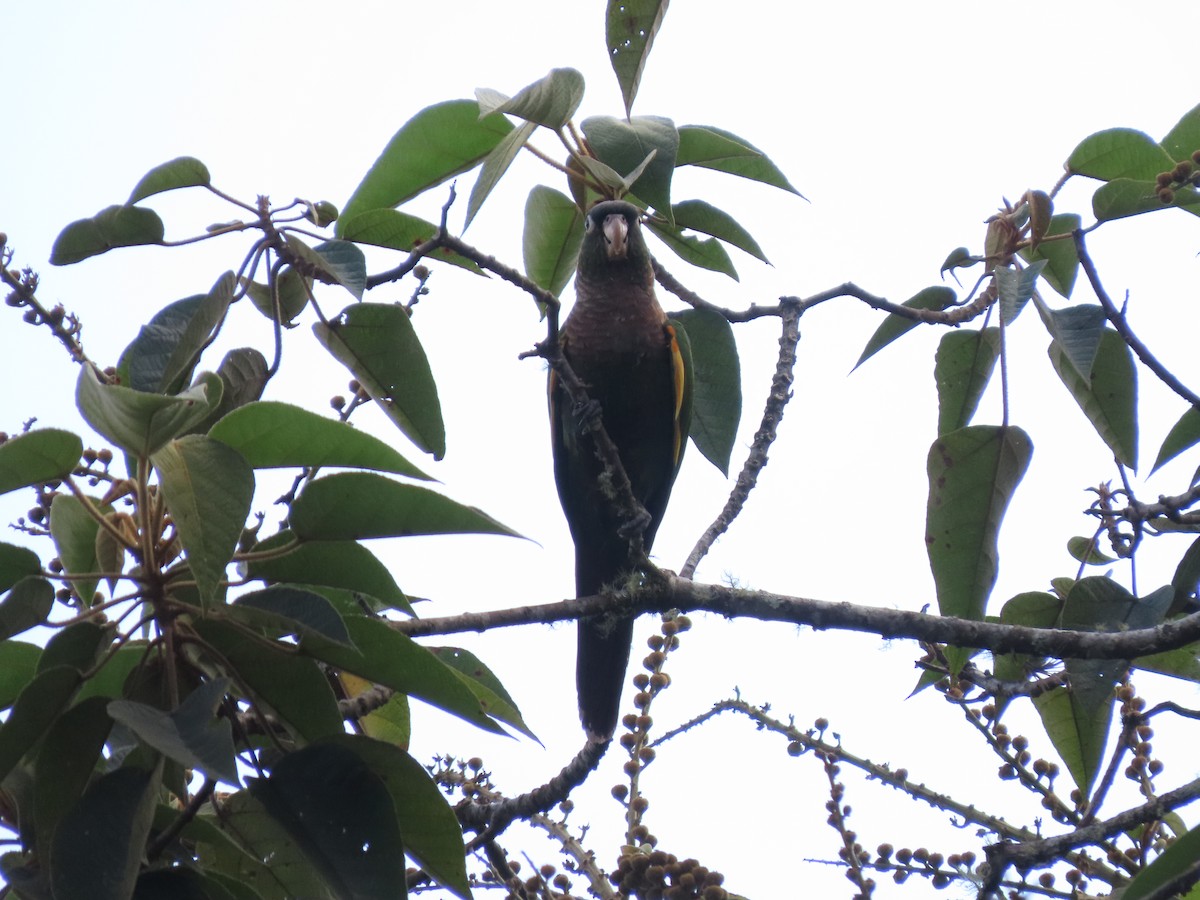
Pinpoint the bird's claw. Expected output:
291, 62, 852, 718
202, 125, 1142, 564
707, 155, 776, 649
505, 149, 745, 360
572, 398, 603, 435
617, 508, 652, 541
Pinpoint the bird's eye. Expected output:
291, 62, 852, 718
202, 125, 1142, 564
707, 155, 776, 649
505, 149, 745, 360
584, 215, 595, 233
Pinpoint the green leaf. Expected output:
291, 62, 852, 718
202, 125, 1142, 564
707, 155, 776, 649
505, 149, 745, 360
49, 494, 106, 605
1153, 405, 1200, 473
427, 646, 534, 741
582, 115, 678, 216
465, 120, 537, 228
186, 348, 271, 436
670, 308, 741, 475
1122, 817, 1200, 900
301, 616, 506, 735
1018, 213, 1080, 297
195, 790, 335, 900
34, 697, 114, 867
476, 67, 585, 128
523, 185, 584, 297
0, 665, 82, 784
0, 428, 81, 495
0, 577, 54, 642
290, 472, 520, 542
926, 426, 1033, 621
39, 620, 114, 673
50, 204, 165, 265
339, 99, 514, 228
249, 742, 407, 899
232, 585, 351, 646
245, 267, 311, 325
209, 400, 431, 480
337, 209, 484, 274
1036, 302, 1107, 382
134, 867, 242, 900
246, 532, 412, 615
109, 679, 240, 785
934, 329, 1000, 436
0, 641, 41, 709
191, 619, 343, 744
1048, 329, 1138, 469
326, 734, 470, 899
1161, 102, 1200, 161
605, 0, 668, 116
1067, 535, 1117, 565
995, 260, 1046, 325
50, 764, 160, 900
1092, 178, 1200, 221
670, 199, 768, 263
854, 286, 955, 369
1066, 127, 1175, 181
76, 365, 218, 458
118, 273, 236, 394
128, 156, 211, 204
675, 125, 802, 195
313, 303, 446, 460
283, 237, 366, 301
0, 543, 41, 594
645, 219, 737, 279
152, 435, 254, 604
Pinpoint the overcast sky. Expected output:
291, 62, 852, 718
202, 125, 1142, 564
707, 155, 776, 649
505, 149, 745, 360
5, 3, 1200, 896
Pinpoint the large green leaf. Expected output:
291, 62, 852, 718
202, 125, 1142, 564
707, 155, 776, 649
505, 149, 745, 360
465, 120, 537, 228
670, 308, 740, 475
645, 219, 737, 279
76, 365, 219, 458
0, 665, 83, 784
0, 429, 82, 496
33, 696, 113, 868
0, 577, 54, 642
108, 679, 240, 785
1161, 102, 1200, 161
1066, 127, 1175, 181
231, 586, 351, 646
926, 426, 1033, 621
582, 115, 678, 216
50, 205, 165, 266
1092, 178, 1200, 221
675, 125, 801, 195
605, 0, 668, 115
339, 99, 514, 228
1153, 405, 1200, 474
1035, 302, 1107, 382
128, 156, 211, 204
118, 272, 236, 394
246, 532, 412, 615
1018, 213, 1081, 297
39, 620, 115, 673
476, 67, 585, 129
185, 347, 271, 436
50, 764, 160, 900
428, 646, 534, 741
49, 493, 106, 606
670, 199, 768, 263
523, 185, 584, 297
326, 734, 470, 899
854, 286, 955, 369
934, 329, 1000, 436
290, 472, 519, 541
336, 209, 484, 274
0, 543, 41, 594
249, 742, 407, 900
995, 260, 1046, 325
152, 435, 254, 604
283, 237, 367, 301
301, 616, 506, 735
191, 619, 343, 744
1048, 329, 1138, 469
209, 400, 430, 480
992, 591, 1061, 687
313, 303, 445, 460
0, 641, 41, 709
195, 790, 336, 900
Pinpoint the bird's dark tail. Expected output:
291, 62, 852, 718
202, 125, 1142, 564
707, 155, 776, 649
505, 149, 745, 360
575, 549, 634, 743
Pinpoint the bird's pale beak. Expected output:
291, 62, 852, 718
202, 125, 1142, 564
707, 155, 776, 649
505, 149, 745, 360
602, 214, 629, 260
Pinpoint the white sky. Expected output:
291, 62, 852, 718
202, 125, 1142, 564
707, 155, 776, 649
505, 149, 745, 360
5, 2, 1200, 896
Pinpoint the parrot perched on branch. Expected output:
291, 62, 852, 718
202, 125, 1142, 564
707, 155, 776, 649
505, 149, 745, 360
549, 200, 692, 743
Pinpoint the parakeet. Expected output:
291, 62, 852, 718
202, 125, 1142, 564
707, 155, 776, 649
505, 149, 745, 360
549, 200, 691, 742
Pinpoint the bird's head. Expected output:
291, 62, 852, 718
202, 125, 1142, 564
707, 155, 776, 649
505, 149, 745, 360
579, 200, 650, 275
